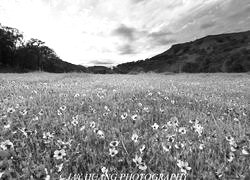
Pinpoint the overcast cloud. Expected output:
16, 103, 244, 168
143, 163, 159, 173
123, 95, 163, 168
0, 0, 250, 66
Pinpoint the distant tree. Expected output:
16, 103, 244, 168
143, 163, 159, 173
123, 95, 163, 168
25, 38, 45, 71
0, 24, 23, 66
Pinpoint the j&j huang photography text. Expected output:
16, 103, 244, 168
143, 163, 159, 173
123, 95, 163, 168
64, 173, 187, 180
0, 0, 250, 179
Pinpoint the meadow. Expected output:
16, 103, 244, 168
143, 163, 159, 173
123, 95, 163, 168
0, 73, 249, 180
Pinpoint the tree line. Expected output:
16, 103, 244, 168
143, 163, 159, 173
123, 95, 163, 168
0, 23, 87, 73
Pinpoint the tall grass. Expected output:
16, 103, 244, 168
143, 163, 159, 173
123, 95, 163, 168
0, 73, 249, 180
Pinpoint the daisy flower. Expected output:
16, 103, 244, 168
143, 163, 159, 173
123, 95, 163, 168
242, 147, 249, 155
167, 136, 175, 143
3, 123, 11, 129
227, 152, 235, 162
97, 130, 105, 139
171, 117, 179, 127
54, 149, 66, 160
101, 167, 108, 175
43, 132, 54, 143
90, 121, 96, 128
38, 109, 44, 116
131, 133, 139, 143
3, 119, 11, 129
57, 110, 62, 116
93, 128, 99, 134
225, 135, 234, 142
121, 112, 128, 120
199, 144, 205, 150
175, 144, 180, 149
43, 132, 54, 139
189, 119, 196, 124
177, 160, 191, 174
56, 163, 64, 172
162, 143, 171, 152
231, 146, 237, 152
193, 123, 203, 136
109, 148, 118, 157
179, 127, 187, 135
139, 144, 146, 153
0, 140, 14, 150
110, 141, 119, 148
131, 114, 138, 121
45, 169, 50, 180
60, 105, 66, 111
138, 162, 147, 171
151, 123, 159, 130
74, 93, 80, 98
133, 154, 147, 170
71, 116, 79, 126
133, 154, 142, 165
168, 117, 178, 127
7, 107, 15, 113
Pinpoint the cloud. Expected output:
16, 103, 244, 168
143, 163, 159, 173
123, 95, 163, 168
155, 39, 177, 46
88, 60, 114, 66
118, 44, 137, 55
227, 5, 250, 21
112, 24, 136, 41
148, 31, 173, 38
1, 0, 250, 65
147, 30, 176, 46
131, 0, 145, 4
200, 21, 216, 29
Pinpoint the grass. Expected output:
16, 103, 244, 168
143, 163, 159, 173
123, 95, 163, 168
0, 73, 249, 180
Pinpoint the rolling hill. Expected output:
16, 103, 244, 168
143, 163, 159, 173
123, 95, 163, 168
114, 30, 250, 73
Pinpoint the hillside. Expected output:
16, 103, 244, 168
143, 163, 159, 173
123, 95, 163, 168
114, 30, 250, 73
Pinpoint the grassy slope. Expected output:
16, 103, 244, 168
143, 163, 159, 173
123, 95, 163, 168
0, 73, 249, 179
115, 30, 250, 73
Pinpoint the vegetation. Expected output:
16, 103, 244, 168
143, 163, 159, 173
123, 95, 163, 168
0, 24, 87, 73
0, 73, 249, 179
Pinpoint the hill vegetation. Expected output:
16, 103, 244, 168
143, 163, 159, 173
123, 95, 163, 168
115, 31, 250, 73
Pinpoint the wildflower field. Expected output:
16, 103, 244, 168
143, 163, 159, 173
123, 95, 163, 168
0, 73, 249, 180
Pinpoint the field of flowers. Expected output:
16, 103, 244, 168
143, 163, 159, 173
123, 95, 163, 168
0, 73, 249, 180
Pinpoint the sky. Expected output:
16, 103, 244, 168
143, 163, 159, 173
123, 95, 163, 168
1, 0, 250, 66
